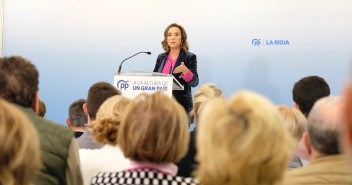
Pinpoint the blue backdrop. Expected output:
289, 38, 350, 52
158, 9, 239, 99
3, 0, 352, 125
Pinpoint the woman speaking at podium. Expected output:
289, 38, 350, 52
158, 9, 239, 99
153, 23, 199, 113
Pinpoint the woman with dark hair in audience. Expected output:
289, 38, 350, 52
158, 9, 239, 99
0, 98, 41, 185
80, 95, 131, 185
196, 91, 294, 185
90, 91, 198, 185
153, 23, 199, 113
177, 83, 224, 177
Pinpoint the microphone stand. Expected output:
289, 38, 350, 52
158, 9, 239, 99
118, 51, 151, 74
167, 57, 173, 74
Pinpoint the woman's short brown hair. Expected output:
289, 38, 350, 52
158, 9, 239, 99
91, 95, 131, 145
0, 98, 41, 185
161, 23, 189, 52
118, 91, 189, 163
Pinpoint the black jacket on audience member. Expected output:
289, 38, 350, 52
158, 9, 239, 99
176, 131, 197, 177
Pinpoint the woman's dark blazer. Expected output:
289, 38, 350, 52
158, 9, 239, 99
153, 50, 199, 113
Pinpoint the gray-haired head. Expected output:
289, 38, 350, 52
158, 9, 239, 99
307, 96, 342, 155
68, 99, 87, 128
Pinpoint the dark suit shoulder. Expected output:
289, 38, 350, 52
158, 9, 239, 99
184, 51, 197, 62
185, 51, 196, 57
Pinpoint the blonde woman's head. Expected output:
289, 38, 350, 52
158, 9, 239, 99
276, 105, 307, 143
0, 98, 41, 185
193, 83, 224, 122
91, 95, 131, 145
196, 90, 293, 185
118, 91, 189, 163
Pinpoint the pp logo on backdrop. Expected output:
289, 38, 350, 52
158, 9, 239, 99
252, 39, 261, 46
117, 80, 129, 90
252, 38, 290, 46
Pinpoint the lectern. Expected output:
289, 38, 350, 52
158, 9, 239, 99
114, 71, 184, 98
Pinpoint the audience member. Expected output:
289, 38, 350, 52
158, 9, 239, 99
80, 95, 131, 185
0, 56, 83, 185
90, 92, 198, 185
283, 96, 352, 185
66, 99, 87, 138
77, 82, 121, 149
292, 75, 330, 117
0, 98, 41, 185
277, 105, 308, 169
177, 83, 224, 177
196, 90, 293, 185
37, 99, 46, 117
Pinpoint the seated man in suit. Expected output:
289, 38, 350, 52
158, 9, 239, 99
283, 96, 352, 185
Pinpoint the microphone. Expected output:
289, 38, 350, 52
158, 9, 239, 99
118, 51, 151, 74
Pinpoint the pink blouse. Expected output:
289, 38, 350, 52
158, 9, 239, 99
162, 54, 193, 82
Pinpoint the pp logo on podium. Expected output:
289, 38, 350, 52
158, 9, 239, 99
117, 80, 129, 90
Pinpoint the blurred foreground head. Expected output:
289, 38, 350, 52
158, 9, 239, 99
0, 56, 39, 112
196, 90, 293, 185
0, 98, 41, 185
118, 91, 190, 163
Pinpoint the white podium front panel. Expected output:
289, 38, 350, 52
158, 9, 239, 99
114, 75, 173, 98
